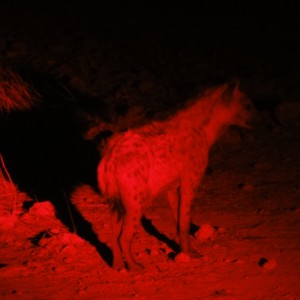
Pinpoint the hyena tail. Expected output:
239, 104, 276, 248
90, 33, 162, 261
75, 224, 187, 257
97, 158, 125, 220
0, 67, 40, 113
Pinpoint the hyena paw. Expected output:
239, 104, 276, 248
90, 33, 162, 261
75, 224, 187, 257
113, 259, 126, 272
175, 250, 202, 263
187, 248, 202, 259
176, 247, 202, 262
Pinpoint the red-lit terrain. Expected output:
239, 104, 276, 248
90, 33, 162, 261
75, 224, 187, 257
1, 101, 300, 299
1, 2, 300, 299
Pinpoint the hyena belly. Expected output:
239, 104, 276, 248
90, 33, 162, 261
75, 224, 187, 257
147, 135, 186, 196
147, 131, 208, 197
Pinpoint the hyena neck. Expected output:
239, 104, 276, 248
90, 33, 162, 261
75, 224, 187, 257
176, 95, 225, 146
202, 115, 227, 146
174, 95, 213, 129
202, 100, 234, 146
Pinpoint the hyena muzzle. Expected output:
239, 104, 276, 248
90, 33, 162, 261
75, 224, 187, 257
97, 82, 253, 271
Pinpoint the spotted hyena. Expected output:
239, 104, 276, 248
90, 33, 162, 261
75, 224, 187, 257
97, 82, 253, 271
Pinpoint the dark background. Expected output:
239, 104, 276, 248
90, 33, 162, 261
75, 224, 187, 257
0, 0, 299, 226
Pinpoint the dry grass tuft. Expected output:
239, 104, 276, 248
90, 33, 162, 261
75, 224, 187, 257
0, 154, 17, 214
0, 67, 40, 112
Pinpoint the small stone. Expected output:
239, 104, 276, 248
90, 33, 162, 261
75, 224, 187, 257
0, 215, 17, 231
175, 252, 191, 263
150, 248, 159, 256
263, 259, 277, 270
195, 223, 216, 241
217, 227, 226, 234
238, 183, 254, 191
258, 257, 277, 270
29, 201, 56, 217
50, 228, 60, 235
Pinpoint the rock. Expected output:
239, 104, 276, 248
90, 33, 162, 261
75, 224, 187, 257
237, 183, 254, 191
258, 257, 277, 270
0, 214, 18, 231
29, 201, 56, 218
175, 252, 191, 263
195, 223, 216, 241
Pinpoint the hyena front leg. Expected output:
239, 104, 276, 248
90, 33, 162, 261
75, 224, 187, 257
178, 180, 200, 257
178, 193, 193, 254
167, 187, 180, 233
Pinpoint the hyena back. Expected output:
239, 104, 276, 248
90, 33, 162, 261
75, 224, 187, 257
97, 82, 252, 271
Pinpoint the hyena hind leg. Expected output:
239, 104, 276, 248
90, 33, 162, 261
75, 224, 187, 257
119, 209, 144, 270
111, 210, 125, 271
117, 190, 144, 271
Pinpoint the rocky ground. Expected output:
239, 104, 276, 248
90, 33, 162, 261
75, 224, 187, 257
1, 100, 300, 299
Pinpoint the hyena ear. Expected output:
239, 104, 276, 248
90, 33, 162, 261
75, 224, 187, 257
222, 79, 240, 105
227, 78, 240, 92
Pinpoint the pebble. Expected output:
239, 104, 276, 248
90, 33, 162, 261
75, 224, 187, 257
175, 252, 191, 263
195, 223, 216, 241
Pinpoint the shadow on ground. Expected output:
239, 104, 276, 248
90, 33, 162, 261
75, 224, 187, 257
0, 71, 114, 266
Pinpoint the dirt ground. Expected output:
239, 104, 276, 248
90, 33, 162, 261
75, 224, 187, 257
1, 101, 300, 300
1, 2, 300, 300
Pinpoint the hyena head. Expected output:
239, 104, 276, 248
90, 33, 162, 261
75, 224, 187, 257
217, 81, 253, 128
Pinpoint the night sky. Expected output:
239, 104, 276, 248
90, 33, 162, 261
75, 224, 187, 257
2, 1, 299, 60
